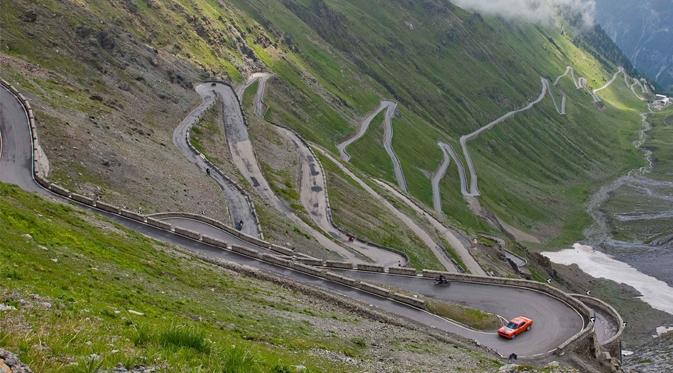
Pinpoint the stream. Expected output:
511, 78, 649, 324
544, 110, 673, 315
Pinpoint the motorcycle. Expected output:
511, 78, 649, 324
434, 276, 450, 287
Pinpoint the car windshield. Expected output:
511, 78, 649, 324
506, 322, 518, 329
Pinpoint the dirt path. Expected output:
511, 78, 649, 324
381, 102, 408, 192
173, 83, 260, 237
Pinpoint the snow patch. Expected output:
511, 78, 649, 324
542, 243, 673, 315
655, 326, 673, 337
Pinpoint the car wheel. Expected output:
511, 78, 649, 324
512, 333, 516, 339
527, 326, 531, 331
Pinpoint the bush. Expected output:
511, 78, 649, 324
222, 345, 257, 373
159, 325, 211, 353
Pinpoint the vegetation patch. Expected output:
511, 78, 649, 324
0, 182, 363, 371
426, 301, 502, 331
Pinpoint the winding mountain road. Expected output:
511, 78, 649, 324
337, 101, 392, 161
0, 80, 621, 359
374, 180, 486, 276
380, 102, 408, 192
240, 74, 407, 267
315, 146, 458, 271
337, 100, 407, 192
173, 83, 260, 237
207, 81, 364, 262
592, 67, 625, 103
432, 143, 452, 214
460, 78, 550, 196
254, 78, 482, 273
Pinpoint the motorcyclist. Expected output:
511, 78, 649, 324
206, 168, 211, 176
436, 274, 449, 285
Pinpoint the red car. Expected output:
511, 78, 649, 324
498, 316, 533, 339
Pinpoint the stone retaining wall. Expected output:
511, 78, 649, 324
70, 192, 94, 205
388, 267, 417, 276
231, 245, 260, 258
356, 264, 385, 273
174, 226, 201, 241
120, 209, 146, 223
571, 294, 624, 357
201, 234, 227, 248
148, 212, 311, 259
95, 201, 120, 214
325, 261, 353, 269
146, 217, 173, 232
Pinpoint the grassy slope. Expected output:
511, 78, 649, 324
0, 183, 504, 372
0, 183, 348, 372
647, 107, 673, 180
2, 0, 654, 260
232, 0, 649, 247
4, 0, 649, 257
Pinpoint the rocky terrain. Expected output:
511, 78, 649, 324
624, 330, 673, 372
0, 349, 32, 373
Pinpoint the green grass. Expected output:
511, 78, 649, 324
5, 0, 651, 251
243, 80, 260, 112
190, 104, 221, 155
348, 110, 394, 181
0, 182, 371, 371
426, 301, 501, 331
231, 0, 649, 247
646, 107, 673, 179
317, 152, 443, 269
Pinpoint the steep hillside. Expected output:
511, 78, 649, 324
238, 0, 647, 245
2, 1, 668, 370
0, 1, 652, 258
596, 0, 673, 93
0, 182, 503, 372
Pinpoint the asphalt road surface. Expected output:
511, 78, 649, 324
332, 269, 585, 357
241, 74, 407, 267
380, 101, 408, 192
211, 81, 364, 262
0, 82, 620, 358
337, 100, 394, 162
173, 83, 260, 237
